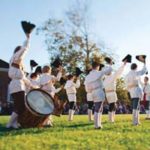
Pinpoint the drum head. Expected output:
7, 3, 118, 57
26, 89, 54, 115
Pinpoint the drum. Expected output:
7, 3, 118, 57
18, 89, 54, 128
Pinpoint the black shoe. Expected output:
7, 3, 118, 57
43, 124, 53, 128
95, 126, 102, 129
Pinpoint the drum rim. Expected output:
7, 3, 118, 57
26, 88, 54, 116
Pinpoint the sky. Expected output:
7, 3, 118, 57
0, 0, 150, 75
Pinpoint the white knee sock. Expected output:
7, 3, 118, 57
108, 112, 111, 122
88, 109, 93, 121
132, 109, 136, 125
94, 112, 102, 128
94, 112, 98, 128
112, 111, 115, 122
6, 112, 18, 128
68, 109, 74, 121
133, 110, 140, 125
136, 110, 140, 124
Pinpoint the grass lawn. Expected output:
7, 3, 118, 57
0, 115, 150, 150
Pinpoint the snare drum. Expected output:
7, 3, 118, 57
18, 89, 54, 128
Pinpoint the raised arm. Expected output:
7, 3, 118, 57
56, 71, 62, 81
99, 66, 113, 78
15, 37, 30, 59
136, 64, 147, 76
113, 63, 126, 80
54, 87, 62, 93
53, 66, 62, 81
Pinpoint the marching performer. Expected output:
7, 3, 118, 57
7, 34, 34, 129
40, 65, 62, 95
103, 60, 127, 123
125, 55, 147, 125
26, 72, 40, 93
141, 76, 150, 119
39, 65, 62, 126
85, 64, 105, 122
64, 75, 80, 121
84, 60, 113, 129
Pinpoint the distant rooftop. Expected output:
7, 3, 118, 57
0, 59, 9, 68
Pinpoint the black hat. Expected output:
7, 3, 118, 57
105, 57, 114, 64
122, 54, 132, 63
51, 57, 62, 68
136, 55, 146, 63
35, 66, 42, 74
76, 67, 83, 77
21, 21, 36, 34
99, 64, 105, 71
30, 60, 38, 68
60, 77, 67, 85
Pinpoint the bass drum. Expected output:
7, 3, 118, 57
18, 89, 54, 128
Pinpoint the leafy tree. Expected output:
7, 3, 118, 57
116, 78, 130, 105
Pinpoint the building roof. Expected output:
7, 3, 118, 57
0, 59, 9, 68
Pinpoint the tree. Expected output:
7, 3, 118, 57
116, 78, 130, 105
37, 0, 110, 73
37, 0, 117, 104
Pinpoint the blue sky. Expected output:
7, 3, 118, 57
0, 0, 150, 75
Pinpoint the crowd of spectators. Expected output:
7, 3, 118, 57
0, 100, 147, 115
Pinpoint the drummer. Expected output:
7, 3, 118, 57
39, 65, 63, 126
40, 65, 62, 95
6, 33, 35, 129
26, 72, 40, 93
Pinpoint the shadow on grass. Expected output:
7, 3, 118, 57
0, 122, 94, 137
0, 124, 49, 137
65, 122, 93, 128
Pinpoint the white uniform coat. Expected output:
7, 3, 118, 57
50, 85, 62, 98
8, 39, 32, 94
125, 65, 147, 99
141, 83, 150, 101
103, 64, 125, 103
84, 66, 112, 102
39, 72, 62, 95
64, 79, 80, 102
26, 78, 40, 93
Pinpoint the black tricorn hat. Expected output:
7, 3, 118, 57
99, 64, 105, 71
21, 21, 36, 34
51, 57, 62, 68
136, 55, 146, 63
122, 54, 132, 63
76, 67, 83, 77
30, 60, 38, 68
34, 66, 42, 74
60, 77, 67, 85
105, 57, 114, 64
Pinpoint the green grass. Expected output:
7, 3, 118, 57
0, 115, 150, 150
